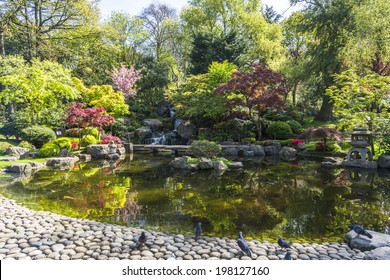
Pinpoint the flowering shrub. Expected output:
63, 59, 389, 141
71, 141, 78, 149
101, 134, 122, 147
111, 65, 141, 98
290, 139, 304, 148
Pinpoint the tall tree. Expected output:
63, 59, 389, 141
291, 0, 354, 121
140, 2, 176, 61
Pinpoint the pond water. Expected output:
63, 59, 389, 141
1, 154, 390, 243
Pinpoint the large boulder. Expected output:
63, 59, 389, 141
279, 147, 297, 161
264, 146, 279, 156
156, 100, 172, 116
228, 162, 244, 169
46, 157, 79, 170
177, 120, 196, 140
364, 247, 390, 260
222, 147, 239, 156
6, 147, 30, 159
142, 119, 163, 131
345, 229, 390, 252
212, 160, 228, 171
135, 126, 152, 141
170, 157, 190, 169
87, 144, 110, 159
198, 158, 213, 170
249, 145, 265, 157
8, 163, 32, 174
378, 155, 390, 168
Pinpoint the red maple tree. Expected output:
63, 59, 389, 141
214, 65, 287, 139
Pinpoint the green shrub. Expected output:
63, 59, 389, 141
80, 135, 98, 147
326, 142, 343, 153
191, 140, 222, 158
18, 141, 34, 150
213, 120, 255, 142
20, 125, 56, 148
266, 121, 293, 140
38, 138, 72, 157
85, 127, 100, 139
287, 120, 302, 134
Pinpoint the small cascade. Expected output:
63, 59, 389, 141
142, 133, 167, 145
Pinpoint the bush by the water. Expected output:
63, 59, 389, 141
20, 125, 56, 148
191, 140, 221, 158
38, 138, 72, 157
287, 120, 302, 134
80, 135, 98, 147
18, 141, 34, 150
266, 121, 293, 140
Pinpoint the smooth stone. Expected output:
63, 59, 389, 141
221, 252, 235, 260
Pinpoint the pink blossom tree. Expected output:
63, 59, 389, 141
111, 64, 142, 98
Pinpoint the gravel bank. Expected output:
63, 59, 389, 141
0, 195, 367, 260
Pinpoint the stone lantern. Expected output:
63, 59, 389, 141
342, 128, 378, 169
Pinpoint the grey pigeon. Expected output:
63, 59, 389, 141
195, 222, 202, 241
283, 252, 292, 260
237, 232, 252, 258
278, 236, 291, 249
348, 224, 373, 239
137, 231, 147, 248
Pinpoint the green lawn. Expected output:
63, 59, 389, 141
302, 117, 337, 130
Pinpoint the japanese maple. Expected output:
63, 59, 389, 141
111, 64, 142, 98
214, 65, 287, 139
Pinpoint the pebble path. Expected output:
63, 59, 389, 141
0, 196, 368, 260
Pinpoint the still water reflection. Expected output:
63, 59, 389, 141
1, 154, 389, 242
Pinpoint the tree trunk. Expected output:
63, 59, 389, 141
315, 95, 334, 121
0, 29, 5, 57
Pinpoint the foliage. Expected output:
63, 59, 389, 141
80, 135, 98, 147
303, 127, 344, 145
111, 64, 141, 98
0, 57, 79, 125
326, 69, 390, 131
38, 138, 72, 158
290, 139, 305, 149
18, 141, 34, 150
287, 120, 302, 134
20, 125, 56, 148
213, 120, 255, 142
101, 134, 122, 147
191, 140, 222, 159
214, 64, 287, 139
266, 121, 293, 140
82, 84, 129, 117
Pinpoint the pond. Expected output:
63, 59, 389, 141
1, 154, 389, 243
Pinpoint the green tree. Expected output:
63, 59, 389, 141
0, 57, 78, 125
326, 69, 390, 131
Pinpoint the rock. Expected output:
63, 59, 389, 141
212, 160, 228, 171
142, 119, 163, 132
58, 149, 70, 157
0, 156, 18, 161
6, 147, 30, 159
46, 157, 78, 170
198, 158, 213, 170
29, 162, 45, 170
116, 147, 126, 155
52, 244, 65, 252
87, 145, 110, 159
7, 164, 32, 174
228, 162, 244, 169
170, 157, 189, 169
177, 120, 196, 140
378, 155, 390, 168
249, 145, 265, 157
78, 154, 91, 162
279, 147, 297, 161
345, 230, 390, 251
156, 100, 172, 116
264, 146, 279, 156
135, 127, 152, 141
365, 247, 390, 260
222, 147, 239, 156
239, 150, 255, 157
107, 153, 120, 160
323, 157, 338, 163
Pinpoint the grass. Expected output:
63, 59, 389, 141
301, 116, 337, 130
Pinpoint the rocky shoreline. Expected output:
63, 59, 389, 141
0, 195, 384, 260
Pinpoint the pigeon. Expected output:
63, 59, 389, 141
283, 252, 292, 260
278, 236, 292, 249
348, 224, 373, 239
195, 222, 202, 241
237, 232, 252, 258
137, 231, 147, 248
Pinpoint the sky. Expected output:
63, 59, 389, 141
98, 0, 303, 19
